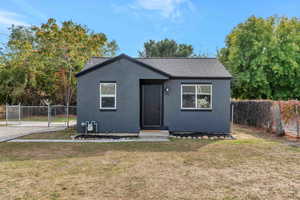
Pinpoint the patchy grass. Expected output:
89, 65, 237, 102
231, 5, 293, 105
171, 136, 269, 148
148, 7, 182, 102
19, 128, 76, 139
0, 125, 300, 200
21, 115, 76, 122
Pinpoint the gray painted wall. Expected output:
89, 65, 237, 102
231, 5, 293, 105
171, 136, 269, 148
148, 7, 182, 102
77, 58, 168, 133
164, 79, 231, 133
77, 58, 231, 134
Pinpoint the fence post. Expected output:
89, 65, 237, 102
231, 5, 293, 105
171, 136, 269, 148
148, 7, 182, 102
18, 103, 21, 124
296, 104, 299, 137
48, 104, 51, 127
66, 103, 69, 128
231, 103, 234, 133
5, 103, 8, 126
274, 103, 284, 136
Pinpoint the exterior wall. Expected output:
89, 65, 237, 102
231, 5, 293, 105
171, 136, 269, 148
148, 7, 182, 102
163, 79, 231, 133
77, 58, 168, 133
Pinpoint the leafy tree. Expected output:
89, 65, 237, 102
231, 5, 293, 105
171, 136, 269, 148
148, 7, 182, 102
219, 16, 300, 100
0, 26, 38, 104
0, 18, 118, 105
138, 38, 194, 57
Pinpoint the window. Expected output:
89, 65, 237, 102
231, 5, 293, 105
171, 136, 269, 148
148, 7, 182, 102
100, 82, 116, 109
181, 84, 212, 110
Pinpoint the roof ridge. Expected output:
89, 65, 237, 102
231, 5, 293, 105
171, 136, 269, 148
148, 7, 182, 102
136, 57, 217, 59
91, 56, 218, 59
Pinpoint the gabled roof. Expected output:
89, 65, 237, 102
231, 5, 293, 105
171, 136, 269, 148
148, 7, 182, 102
76, 53, 232, 79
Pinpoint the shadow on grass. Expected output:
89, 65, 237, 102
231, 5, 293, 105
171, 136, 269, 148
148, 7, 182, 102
0, 139, 218, 162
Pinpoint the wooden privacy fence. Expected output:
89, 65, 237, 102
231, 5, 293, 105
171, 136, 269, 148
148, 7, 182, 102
0, 105, 5, 120
232, 100, 300, 137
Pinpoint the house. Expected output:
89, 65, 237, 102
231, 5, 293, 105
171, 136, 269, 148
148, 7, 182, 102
75, 53, 232, 134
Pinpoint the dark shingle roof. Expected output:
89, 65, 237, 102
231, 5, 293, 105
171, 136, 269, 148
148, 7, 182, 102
76, 54, 231, 78
137, 58, 231, 78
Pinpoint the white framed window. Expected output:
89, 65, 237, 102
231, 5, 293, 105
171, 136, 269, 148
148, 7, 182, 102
181, 84, 212, 110
99, 82, 117, 109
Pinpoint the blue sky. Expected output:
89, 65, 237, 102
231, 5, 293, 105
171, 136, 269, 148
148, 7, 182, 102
0, 0, 299, 57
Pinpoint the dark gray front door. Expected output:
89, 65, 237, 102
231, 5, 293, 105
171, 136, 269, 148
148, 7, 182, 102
141, 84, 162, 129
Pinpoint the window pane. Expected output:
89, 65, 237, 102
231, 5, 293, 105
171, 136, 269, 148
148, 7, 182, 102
182, 85, 195, 94
197, 85, 211, 94
197, 95, 211, 108
101, 97, 115, 108
101, 83, 115, 95
182, 94, 196, 108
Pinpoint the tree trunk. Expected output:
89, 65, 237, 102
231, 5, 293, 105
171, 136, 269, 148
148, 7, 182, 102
273, 103, 285, 136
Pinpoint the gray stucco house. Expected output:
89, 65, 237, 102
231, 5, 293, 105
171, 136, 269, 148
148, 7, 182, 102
76, 53, 232, 134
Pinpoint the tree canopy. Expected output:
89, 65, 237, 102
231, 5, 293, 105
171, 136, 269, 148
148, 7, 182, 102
219, 16, 300, 100
138, 38, 194, 57
1, 16, 299, 105
0, 18, 118, 105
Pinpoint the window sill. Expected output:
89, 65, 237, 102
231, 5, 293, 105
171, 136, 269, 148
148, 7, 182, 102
99, 108, 117, 111
181, 108, 212, 112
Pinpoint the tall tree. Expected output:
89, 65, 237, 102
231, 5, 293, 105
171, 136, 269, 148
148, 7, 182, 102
138, 38, 194, 57
0, 26, 39, 104
218, 16, 300, 100
0, 18, 118, 105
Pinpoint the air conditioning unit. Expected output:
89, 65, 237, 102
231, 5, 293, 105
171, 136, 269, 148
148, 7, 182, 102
81, 121, 98, 133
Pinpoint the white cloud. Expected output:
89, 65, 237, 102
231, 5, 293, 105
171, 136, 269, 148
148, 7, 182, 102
133, 0, 192, 19
0, 10, 29, 27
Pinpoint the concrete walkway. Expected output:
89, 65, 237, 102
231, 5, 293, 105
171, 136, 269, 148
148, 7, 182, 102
0, 120, 76, 127
9, 138, 169, 143
0, 126, 68, 142
2, 128, 170, 143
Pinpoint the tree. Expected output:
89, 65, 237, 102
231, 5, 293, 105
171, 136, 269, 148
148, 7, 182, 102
31, 18, 118, 105
138, 38, 194, 57
0, 26, 39, 104
0, 18, 118, 105
218, 16, 300, 100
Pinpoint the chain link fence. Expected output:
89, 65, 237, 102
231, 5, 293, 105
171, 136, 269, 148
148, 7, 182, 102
6, 105, 21, 125
3, 104, 76, 127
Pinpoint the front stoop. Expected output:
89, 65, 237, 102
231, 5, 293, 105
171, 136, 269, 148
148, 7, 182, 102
139, 130, 170, 138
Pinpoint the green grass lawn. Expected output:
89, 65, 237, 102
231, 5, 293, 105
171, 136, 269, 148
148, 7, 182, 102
20, 128, 76, 139
0, 125, 300, 200
21, 115, 76, 122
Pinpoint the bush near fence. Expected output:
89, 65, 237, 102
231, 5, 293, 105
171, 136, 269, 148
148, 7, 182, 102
232, 100, 300, 136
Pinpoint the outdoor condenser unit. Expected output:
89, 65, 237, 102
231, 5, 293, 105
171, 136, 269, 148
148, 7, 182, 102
81, 121, 98, 133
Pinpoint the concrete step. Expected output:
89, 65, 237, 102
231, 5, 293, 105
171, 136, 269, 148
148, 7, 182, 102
139, 130, 169, 137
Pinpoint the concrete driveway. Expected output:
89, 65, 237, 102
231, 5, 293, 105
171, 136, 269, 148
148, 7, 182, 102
0, 126, 71, 142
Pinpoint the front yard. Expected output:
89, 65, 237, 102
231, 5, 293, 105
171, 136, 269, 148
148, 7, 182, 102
0, 125, 300, 200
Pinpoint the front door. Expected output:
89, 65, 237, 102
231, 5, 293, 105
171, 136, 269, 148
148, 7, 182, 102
141, 84, 163, 129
